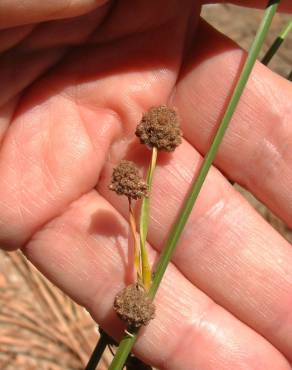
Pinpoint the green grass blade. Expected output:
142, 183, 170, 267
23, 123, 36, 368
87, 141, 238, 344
140, 147, 158, 290
107, 1, 279, 369
262, 16, 292, 65
85, 332, 108, 370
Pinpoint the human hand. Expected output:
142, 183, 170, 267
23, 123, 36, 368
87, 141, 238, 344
1, 1, 292, 368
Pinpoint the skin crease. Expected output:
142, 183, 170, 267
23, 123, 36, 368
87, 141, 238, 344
0, 0, 292, 369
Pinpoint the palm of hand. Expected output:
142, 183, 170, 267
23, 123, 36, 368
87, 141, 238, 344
1, 1, 292, 369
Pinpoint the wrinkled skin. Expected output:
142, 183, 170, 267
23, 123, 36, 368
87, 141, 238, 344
1, 1, 292, 369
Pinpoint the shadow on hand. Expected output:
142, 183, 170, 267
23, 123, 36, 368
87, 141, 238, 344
89, 208, 135, 286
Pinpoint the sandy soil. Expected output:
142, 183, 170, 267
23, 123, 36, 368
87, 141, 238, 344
202, 4, 292, 77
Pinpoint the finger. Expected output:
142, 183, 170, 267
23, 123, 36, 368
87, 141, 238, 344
204, 0, 292, 12
0, 96, 19, 144
97, 138, 292, 361
0, 25, 34, 53
0, 0, 109, 30
0, 9, 109, 106
0, 47, 66, 107
90, 0, 198, 44
0, 14, 120, 249
0, 11, 187, 250
24, 191, 290, 370
0, 90, 119, 250
172, 20, 292, 226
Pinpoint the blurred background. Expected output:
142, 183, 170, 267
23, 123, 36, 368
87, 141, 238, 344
0, 4, 291, 370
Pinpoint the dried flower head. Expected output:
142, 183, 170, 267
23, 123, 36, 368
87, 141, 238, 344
109, 160, 148, 200
135, 105, 182, 151
113, 284, 155, 328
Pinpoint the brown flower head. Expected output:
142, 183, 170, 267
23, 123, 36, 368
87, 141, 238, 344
109, 160, 148, 200
113, 284, 155, 328
135, 105, 182, 151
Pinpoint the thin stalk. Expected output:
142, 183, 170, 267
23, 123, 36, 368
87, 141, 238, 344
108, 2, 279, 369
139, 147, 158, 291
84, 332, 108, 370
129, 198, 142, 283
262, 16, 292, 65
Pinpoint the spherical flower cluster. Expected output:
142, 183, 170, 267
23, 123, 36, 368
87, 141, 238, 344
109, 160, 148, 200
135, 105, 182, 151
113, 284, 155, 328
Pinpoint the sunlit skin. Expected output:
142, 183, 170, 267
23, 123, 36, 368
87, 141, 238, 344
1, 1, 292, 369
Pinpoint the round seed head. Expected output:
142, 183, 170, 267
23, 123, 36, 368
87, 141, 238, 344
135, 105, 182, 151
113, 284, 155, 328
109, 160, 148, 200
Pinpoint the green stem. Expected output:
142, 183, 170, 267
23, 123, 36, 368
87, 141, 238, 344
261, 16, 292, 65
108, 2, 279, 369
140, 147, 158, 290
129, 198, 142, 284
85, 331, 108, 370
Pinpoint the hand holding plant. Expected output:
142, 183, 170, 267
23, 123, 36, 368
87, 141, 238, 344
0, 1, 292, 369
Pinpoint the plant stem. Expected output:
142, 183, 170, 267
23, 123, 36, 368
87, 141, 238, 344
107, 2, 279, 369
128, 198, 142, 283
85, 331, 108, 370
262, 16, 292, 65
139, 147, 158, 291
